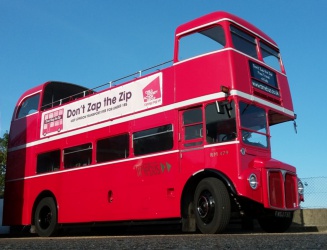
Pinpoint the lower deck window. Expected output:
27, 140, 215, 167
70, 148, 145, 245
97, 134, 129, 163
205, 101, 236, 143
240, 102, 268, 148
183, 108, 203, 147
37, 150, 60, 174
133, 124, 173, 156
64, 143, 92, 168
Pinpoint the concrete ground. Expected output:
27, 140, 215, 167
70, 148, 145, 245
1, 206, 327, 234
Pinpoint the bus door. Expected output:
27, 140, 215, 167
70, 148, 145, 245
179, 107, 205, 174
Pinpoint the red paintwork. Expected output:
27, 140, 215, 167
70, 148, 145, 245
3, 11, 300, 227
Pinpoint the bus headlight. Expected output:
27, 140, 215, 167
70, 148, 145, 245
248, 174, 258, 189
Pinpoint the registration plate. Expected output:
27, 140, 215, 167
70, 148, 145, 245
275, 211, 291, 218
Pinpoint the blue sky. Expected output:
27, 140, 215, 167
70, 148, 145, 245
1, 1, 327, 182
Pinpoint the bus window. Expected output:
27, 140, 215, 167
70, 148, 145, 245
230, 26, 257, 59
37, 150, 60, 174
260, 42, 281, 71
97, 134, 129, 163
133, 124, 173, 156
182, 108, 203, 147
16, 94, 40, 119
64, 143, 92, 168
239, 102, 268, 148
41, 82, 93, 110
178, 26, 225, 61
205, 101, 236, 143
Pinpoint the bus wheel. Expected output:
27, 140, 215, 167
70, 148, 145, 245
258, 212, 293, 233
194, 178, 231, 234
34, 197, 58, 237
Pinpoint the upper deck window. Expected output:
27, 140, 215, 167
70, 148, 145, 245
178, 26, 225, 61
16, 94, 40, 119
41, 82, 92, 111
260, 42, 281, 71
230, 26, 258, 59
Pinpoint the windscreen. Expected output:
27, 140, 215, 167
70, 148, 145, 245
239, 102, 268, 148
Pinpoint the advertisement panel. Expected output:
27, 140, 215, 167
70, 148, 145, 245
40, 73, 163, 138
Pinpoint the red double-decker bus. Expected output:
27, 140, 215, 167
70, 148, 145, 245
3, 11, 304, 236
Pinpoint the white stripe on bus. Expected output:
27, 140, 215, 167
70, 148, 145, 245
8, 91, 293, 153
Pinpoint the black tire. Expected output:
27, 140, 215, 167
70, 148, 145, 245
194, 178, 231, 234
258, 212, 293, 233
34, 197, 58, 237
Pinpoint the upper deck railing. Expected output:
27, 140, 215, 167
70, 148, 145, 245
41, 60, 173, 111
94, 60, 173, 90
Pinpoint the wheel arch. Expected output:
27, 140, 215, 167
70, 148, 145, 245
180, 168, 237, 232
31, 190, 58, 226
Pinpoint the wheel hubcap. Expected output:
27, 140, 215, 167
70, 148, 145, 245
38, 206, 52, 230
197, 190, 215, 224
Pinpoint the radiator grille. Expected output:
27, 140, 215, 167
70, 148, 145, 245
268, 171, 298, 209
285, 173, 298, 208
